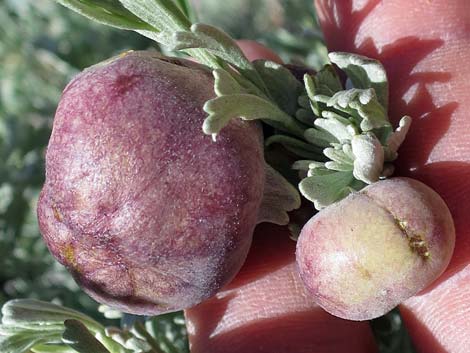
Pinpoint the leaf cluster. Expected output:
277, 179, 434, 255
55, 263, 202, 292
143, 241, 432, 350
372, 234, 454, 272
0, 299, 188, 353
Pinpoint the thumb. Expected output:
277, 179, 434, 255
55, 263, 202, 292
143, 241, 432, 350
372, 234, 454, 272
316, 1, 470, 352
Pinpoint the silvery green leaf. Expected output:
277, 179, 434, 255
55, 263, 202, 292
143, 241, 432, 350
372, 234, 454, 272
0, 324, 64, 334
0, 328, 63, 353
304, 127, 337, 147
103, 328, 128, 346
304, 65, 342, 117
326, 88, 389, 131
312, 93, 330, 105
174, 0, 192, 19
253, 60, 303, 115
173, 23, 251, 68
321, 110, 356, 130
103, 325, 149, 352
123, 337, 151, 351
330, 142, 343, 149
348, 90, 389, 131
173, 24, 268, 90
1, 300, 101, 332
257, 163, 301, 225
329, 52, 389, 109
303, 74, 320, 115
56, 0, 155, 30
299, 170, 355, 210
309, 161, 326, 169
314, 116, 353, 142
327, 88, 360, 109
323, 144, 355, 173
292, 160, 319, 171
384, 115, 412, 160
342, 143, 354, 159
351, 133, 384, 184
265, 135, 325, 160
323, 147, 354, 166
307, 165, 334, 177
119, 0, 191, 32
313, 64, 343, 96
203, 94, 305, 139
138, 30, 175, 47
213, 69, 244, 96
4, 301, 98, 331
0, 300, 120, 353
324, 161, 354, 172
103, 325, 153, 352
98, 305, 123, 320
0, 300, 131, 353
32, 344, 78, 353
292, 161, 325, 181
349, 178, 367, 191
62, 320, 112, 353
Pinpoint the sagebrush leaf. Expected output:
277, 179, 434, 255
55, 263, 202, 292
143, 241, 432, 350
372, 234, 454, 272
62, 320, 111, 353
329, 52, 389, 109
57, 0, 153, 30
299, 170, 355, 209
203, 94, 305, 139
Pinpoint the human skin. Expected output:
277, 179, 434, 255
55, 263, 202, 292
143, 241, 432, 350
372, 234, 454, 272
186, 1, 470, 352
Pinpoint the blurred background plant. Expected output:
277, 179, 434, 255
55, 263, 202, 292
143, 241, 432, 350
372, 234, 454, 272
192, 0, 328, 68
0, 0, 414, 352
0, 0, 152, 320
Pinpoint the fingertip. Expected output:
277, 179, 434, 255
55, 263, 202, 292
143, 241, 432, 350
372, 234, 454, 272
315, 0, 470, 55
400, 266, 470, 353
314, 2, 470, 352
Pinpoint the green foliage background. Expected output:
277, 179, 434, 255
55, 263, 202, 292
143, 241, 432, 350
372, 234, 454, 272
0, 0, 152, 320
0, 0, 415, 352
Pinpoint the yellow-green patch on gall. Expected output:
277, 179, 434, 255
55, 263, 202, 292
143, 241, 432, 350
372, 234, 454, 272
63, 243, 78, 270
